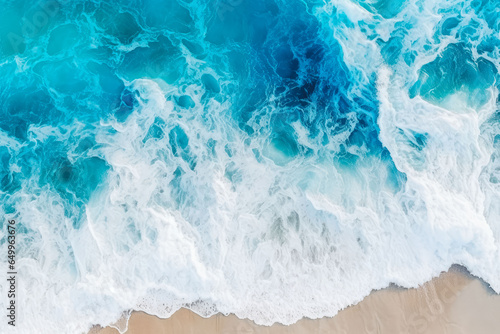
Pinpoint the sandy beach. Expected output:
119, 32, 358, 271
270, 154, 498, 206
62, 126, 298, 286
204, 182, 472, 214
90, 266, 500, 334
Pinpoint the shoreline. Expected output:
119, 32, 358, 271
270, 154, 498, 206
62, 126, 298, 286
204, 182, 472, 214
91, 266, 500, 334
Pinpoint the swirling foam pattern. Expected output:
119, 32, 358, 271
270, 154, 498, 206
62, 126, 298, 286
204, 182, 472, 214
0, 0, 499, 332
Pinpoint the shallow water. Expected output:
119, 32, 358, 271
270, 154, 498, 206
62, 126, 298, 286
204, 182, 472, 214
0, 0, 499, 333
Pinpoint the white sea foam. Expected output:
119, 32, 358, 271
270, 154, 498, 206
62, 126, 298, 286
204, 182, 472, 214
3, 73, 499, 334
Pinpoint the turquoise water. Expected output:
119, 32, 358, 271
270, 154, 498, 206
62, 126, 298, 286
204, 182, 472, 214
0, 0, 499, 333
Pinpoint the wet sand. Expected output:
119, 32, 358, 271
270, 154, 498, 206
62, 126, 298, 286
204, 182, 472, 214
91, 266, 500, 334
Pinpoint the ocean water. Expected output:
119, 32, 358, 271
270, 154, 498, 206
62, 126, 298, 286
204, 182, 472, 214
0, 0, 499, 332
